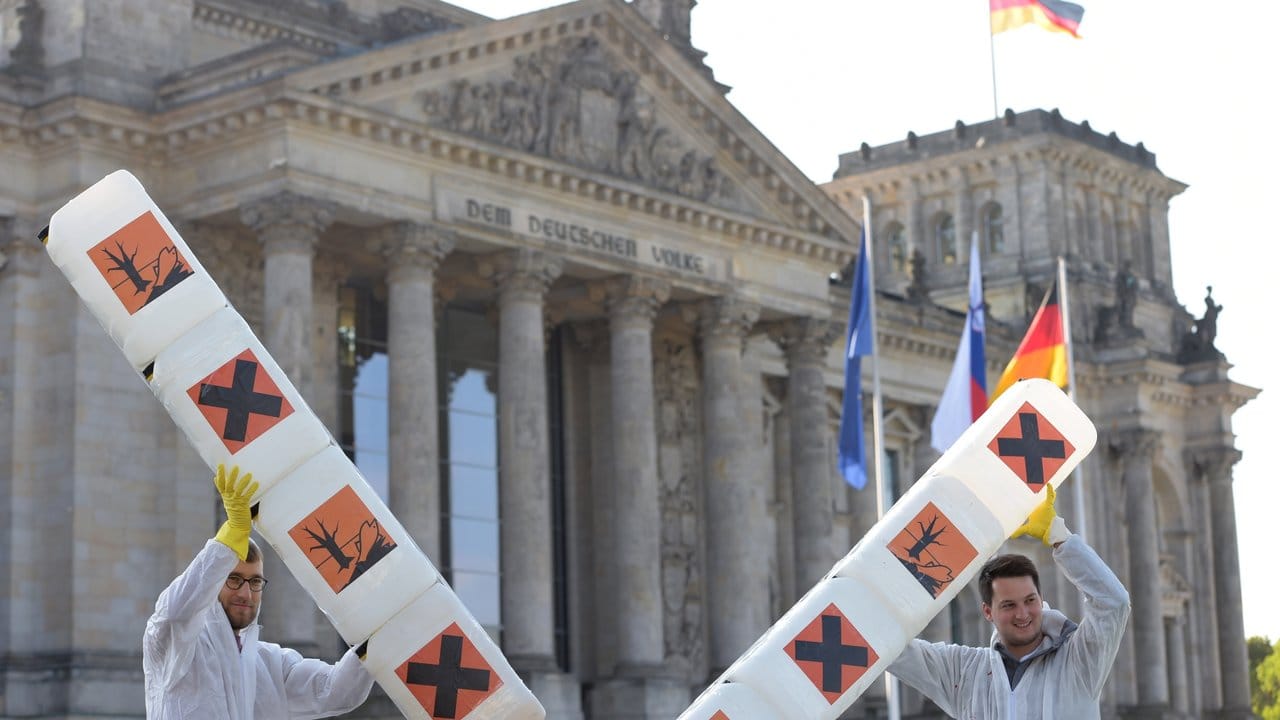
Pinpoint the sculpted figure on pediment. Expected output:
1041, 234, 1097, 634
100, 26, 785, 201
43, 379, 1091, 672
423, 35, 738, 209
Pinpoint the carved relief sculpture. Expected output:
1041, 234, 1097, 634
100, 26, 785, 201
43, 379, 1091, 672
422, 36, 736, 208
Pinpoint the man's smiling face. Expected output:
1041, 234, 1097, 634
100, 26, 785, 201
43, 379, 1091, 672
983, 575, 1044, 659
218, 558, 264, 632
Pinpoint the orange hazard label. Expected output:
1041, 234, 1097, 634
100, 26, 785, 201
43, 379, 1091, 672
88, 211, 193, 314
785, 603, 877, 704
888, 501, 979, 598
395, 622, 501, 719
287, 485, 397, 593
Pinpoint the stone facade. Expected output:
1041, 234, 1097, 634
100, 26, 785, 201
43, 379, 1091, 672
825, 110, 1258, 719
0, 3, 1256, 720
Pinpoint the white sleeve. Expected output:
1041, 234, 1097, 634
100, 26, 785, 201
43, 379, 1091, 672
888, 638, 988, 718
1054, 534, 1131, 694
143, 539, 240, 691
279, 646, 376, 719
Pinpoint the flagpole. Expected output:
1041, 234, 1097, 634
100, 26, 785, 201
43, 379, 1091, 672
862, 195, 899, 720
1056, 256, 1087, 542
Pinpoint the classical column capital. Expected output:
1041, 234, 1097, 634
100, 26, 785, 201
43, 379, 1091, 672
601, 275, 671, 325
1107, 427, 1161, 462
766, 316, 838, 368
698, 295, 759, 346
240, 191, 336, 254
380, 222, 455, 282
1184, 446, 1242, 485
480, 249, 562, 305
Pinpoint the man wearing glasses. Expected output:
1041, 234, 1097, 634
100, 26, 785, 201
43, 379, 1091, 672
143, 465, 374, 718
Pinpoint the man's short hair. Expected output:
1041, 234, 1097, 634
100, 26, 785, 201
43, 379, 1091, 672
979, 553, 1040, 605
246, 538, 261, 564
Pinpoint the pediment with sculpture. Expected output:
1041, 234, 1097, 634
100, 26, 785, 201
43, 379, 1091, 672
420, 35, 749, 214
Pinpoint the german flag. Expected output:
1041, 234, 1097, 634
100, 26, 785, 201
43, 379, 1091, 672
990, 278, 1068, 403
990, 0, 1085, 38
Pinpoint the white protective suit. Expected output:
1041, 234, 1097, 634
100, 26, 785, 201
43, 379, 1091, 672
889, 534, 1130, 719
143, 539, 375, 719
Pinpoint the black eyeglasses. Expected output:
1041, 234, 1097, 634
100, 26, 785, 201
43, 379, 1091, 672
225, 575, 268, 592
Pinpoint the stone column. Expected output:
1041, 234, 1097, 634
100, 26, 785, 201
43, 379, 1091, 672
383, 223, 453, 562
1165, 614, 1190, 715
699, 296, 763, 674
954, 170, 973, 254
1110, 429, 1168, 709
489, 249, 562, 667
769, 317, 837, 593
241, 192, 335, 401
310, 259, 346, 433
1184, 448, 1223, 712
1202, 448, 1251, 717
0, 231, 42, 665
904, 180, 923, 257
603, 276, 670, 672
241, 192, 335, 657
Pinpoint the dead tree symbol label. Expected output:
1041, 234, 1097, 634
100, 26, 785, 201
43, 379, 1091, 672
287, 485, 397, 593
88, 211, 194, 314
886, 501, 978, 599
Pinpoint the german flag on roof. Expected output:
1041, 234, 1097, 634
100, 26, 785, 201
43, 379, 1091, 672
990, 0, 1085, 38
990, 278, 1068, 404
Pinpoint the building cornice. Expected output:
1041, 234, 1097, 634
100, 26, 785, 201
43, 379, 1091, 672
826, 139, 1186, 209
0, 88, 855, 271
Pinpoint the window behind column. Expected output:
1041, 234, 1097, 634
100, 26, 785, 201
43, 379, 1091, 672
883, 222, 907, 276
337, 283, 390, 499
981, 203, 1004, 255
934, 213, 957, 265
437, 306, 502, 639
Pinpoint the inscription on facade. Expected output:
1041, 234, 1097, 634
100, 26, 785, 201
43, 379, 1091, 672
448, 188, 724, 281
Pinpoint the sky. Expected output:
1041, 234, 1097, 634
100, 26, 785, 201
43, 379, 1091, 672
448, 0, 1279, 641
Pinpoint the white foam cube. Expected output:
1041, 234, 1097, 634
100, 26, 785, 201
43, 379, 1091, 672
254, 445, 441, 645
45, 169, 227, 371
151, 306, 331, 500
724, 576, 906, 719
928, 378, 1097, 533
678, 681, 787, 720
363, 583, 545, 720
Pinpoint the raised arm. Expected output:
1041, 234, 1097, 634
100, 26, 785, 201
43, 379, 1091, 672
1013, 483, 1130, 694
143, 465, 258, 689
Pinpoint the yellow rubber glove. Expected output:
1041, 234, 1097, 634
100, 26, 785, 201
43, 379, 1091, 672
213, 464, 258, 560
1011, 483, 1071, 546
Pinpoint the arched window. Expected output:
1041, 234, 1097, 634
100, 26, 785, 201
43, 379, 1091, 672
884, 222, 907, 275
935, 213, 956, 265
982, 203, 1004, 255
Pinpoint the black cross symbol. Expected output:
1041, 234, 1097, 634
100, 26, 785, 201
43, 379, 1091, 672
996, 412, 1066, 487
404, 634, 491, 719
197, 359, 283, 442
794, 614, 869, 694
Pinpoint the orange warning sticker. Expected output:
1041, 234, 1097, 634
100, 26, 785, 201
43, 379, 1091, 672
988, 401, 1075, 490
287, 485, 397, 593
187, 349, 293, 453
784, 603, 878, 704
887, 501, 979, 599
88, 211, 193, 314
395, 622, 501, 719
